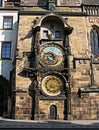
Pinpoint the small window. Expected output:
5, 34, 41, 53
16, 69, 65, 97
55, 31, 61, 38
1, 42, 11, 59
3, 17, 13, 29
90, 28, 99, 55
43, 30, 48, 37
0, 0, 2, 7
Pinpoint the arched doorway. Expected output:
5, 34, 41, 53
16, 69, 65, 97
0, 76, 9, 117
49, 105, 57, 119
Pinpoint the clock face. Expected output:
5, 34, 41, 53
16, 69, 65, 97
40, 43, 64, 67
41, 75, 63, 96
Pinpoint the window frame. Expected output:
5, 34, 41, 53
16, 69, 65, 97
3, 16, 13, 30
1, 41, 11, 59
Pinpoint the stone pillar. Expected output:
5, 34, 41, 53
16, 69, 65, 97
67, 55, 74, 120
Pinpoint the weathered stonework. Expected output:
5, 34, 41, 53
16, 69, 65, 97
20, 0, 82, 6
38, 100, 65, 120
13, 0, 99, 120
15, 92, 32, 120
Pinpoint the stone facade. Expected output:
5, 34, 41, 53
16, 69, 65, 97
8, 0, 99, 120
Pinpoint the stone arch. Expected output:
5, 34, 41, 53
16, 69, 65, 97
0, 76, 9, 117
92, 25, 99, 31
33, 13, 73, 34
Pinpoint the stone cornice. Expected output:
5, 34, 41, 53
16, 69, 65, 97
19, 11, 87, 16
0, 8, 19, 11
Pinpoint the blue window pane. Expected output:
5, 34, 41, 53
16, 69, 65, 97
55, 31, 61, 38
43, 30, 48, 37
3, 17, 13, 29
90, 28, 99, 55
0, 0, 2, 7
2, 42, 11, 59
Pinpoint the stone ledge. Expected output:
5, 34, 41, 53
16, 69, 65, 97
79, 86, 99, 93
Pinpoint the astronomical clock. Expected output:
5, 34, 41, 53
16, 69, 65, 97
30, 10, 73, 120
37, 42, 65, 98
37, 41, 66, 99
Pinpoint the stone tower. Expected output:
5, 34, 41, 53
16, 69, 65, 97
11, 0, 99, 120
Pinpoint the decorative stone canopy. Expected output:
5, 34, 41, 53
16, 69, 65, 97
32, 13, 73, 34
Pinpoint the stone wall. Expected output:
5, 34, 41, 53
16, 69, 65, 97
68, 16, 99, 120
16, 15, 35, 90
15, 14, 99, 120
15, 92, 32, 120
86, 17, 99, 86
70, 93, 99, 120
39, 100, 64, 120
15, 15, 35, 119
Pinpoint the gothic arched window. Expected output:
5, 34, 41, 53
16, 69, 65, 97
90, 27, 99, 55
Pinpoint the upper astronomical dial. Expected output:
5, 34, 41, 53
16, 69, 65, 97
40, 43, 64, 67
